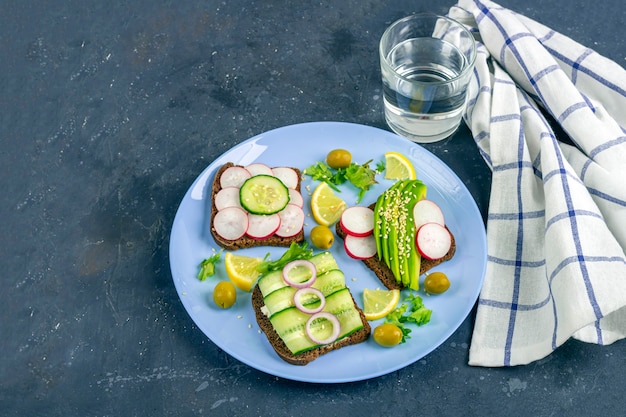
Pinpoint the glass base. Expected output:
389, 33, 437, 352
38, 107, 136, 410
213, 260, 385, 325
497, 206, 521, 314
385, 114, 461, 143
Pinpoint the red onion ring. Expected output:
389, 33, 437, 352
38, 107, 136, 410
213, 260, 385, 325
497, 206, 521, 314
305, 312, 341, 345
293, 287, 325, 314
282, 259, 316, 288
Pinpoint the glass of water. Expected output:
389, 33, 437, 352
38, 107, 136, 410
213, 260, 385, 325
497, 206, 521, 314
379, 13, 477, 143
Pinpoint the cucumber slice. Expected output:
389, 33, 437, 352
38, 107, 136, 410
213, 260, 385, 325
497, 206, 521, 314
257, 252, 339, 297
269, 288, 365, 355
239, 175, 290, 215
262, 269, 346, 316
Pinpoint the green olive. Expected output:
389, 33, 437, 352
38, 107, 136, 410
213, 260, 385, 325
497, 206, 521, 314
213, 281, 237, 308
373, 323, 403, 347
326, 149, 352, 169
423, 271, 451, 294
309, 225, 335, 249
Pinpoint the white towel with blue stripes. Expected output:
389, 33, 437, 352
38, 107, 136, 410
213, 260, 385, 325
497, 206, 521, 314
449, 0, 626, 366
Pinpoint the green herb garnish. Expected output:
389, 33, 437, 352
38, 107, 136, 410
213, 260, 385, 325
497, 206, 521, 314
384, 292, 432, 343
376, 159, 386, 173
404, 292, 433, 326
197, 250, 223, 281
256, 242, 314, 275
303, 162, 345, 191
304, 159, 379, 203
344, 159, 378, 204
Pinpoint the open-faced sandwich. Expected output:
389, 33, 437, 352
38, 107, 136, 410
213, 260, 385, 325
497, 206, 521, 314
336, 179, 456, 291
210, 162, 305, 250
251, 252, 371, 365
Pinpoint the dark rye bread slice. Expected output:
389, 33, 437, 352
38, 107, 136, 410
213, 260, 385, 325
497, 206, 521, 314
251, 285, 371, 366
335, 203, 456, 291
210, 162, 305, 250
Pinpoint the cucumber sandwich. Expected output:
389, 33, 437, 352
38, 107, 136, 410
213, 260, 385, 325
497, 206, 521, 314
251, 252, 371, 365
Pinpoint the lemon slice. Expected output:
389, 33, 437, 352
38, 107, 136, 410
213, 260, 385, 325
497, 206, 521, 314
224, 252, 263, 292
310, 182, 348, 226
362, 288, 401, 321
384, 151, 416, 180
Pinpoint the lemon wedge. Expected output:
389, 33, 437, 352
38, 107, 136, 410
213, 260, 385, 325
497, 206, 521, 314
224, 252, 263, 292
384, 151, 416, 180
362, 288, 401, 321
310, 182, 348, 226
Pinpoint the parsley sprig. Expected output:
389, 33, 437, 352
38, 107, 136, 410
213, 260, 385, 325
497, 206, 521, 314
304, 159, 384, 203
384, 292, 432, 343
256, 242, 314, 275
197, 250, 223, 281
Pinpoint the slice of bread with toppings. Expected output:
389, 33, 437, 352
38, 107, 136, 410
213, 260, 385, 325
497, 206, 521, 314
251, 251, 371, 365
335, 202, 456, 291
210, 162, 305, 250
251, 284, 371, 366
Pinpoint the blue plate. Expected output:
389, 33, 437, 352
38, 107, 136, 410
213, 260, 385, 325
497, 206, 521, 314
169, 122, 486, 383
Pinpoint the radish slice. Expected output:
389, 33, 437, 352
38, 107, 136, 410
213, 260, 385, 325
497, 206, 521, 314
245, 163, 273, 177
344, 234, 377, 260
275, 204, 304, 237
214, 186, 242, 210
293, 287, 325, 314
306, 312, 341, 345
282, 260, 317, 288
220, 166, 251, 188
340, 206, 374, 237
416, 222, 452, 260
272, 167, 299, 189
288, 188, 304, 208
213, 206, 249, 240
413, 199, 445, 230
246, 213, 281, 239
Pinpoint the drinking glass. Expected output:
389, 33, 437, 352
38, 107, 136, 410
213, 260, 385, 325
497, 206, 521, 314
380, 13, 477, 143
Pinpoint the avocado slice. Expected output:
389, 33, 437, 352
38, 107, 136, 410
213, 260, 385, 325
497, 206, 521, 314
396, 180, 425, 287
373, 189, 389, 264
403, 181, 427, 290
383, 181, 406, 284
373, 180, 427, 288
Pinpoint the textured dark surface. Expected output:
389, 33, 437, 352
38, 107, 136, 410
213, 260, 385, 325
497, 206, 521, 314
1, 1, 624, 416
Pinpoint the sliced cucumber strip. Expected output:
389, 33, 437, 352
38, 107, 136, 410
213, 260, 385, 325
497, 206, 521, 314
269, 288, 364, 355
262, 269, 346, 316
257, 252, 339, 297
239, 175, 290, 215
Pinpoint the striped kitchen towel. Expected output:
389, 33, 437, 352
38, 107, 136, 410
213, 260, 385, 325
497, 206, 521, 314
448, 0, 626, 366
